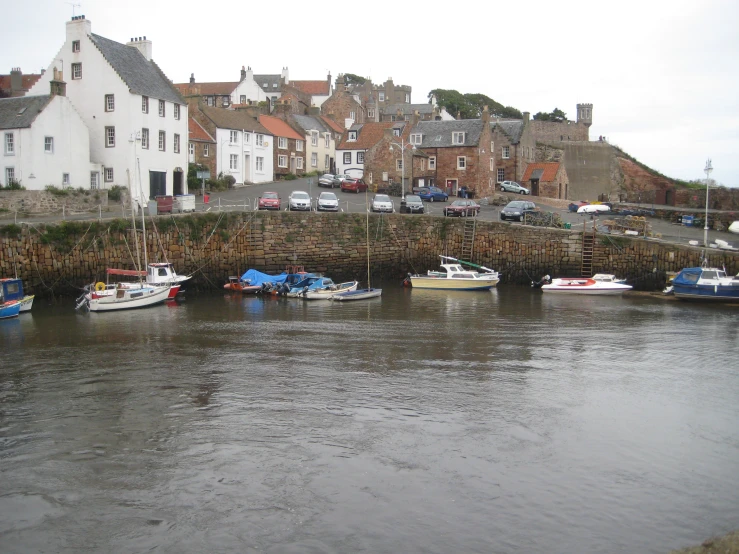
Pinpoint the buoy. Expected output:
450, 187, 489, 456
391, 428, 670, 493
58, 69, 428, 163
95, 281, 106, 292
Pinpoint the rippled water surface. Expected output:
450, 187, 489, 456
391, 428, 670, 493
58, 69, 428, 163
1, 286, 738, 553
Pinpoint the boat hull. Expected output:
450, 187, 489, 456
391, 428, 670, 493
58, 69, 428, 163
541, 277, 632, 295
672, 285, 739, 302
87, 285, 171, 312
302, 281, 359, 300
330, 288, 382, 301
0, 301, 21, 319
409, 276, 499, 290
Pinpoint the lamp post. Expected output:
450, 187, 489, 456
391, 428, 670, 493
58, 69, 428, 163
703, 158, 713, 248
389, 138, 408, 200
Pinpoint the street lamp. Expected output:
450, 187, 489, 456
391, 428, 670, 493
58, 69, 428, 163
389, 138, 410, 200
704, 158, 713, 247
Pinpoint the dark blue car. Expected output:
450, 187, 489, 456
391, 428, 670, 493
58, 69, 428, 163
417, 186, 448, 202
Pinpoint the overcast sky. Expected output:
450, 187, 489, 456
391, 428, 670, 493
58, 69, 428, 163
3, 0, 738, 186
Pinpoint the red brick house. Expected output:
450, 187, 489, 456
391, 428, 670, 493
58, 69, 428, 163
187, 117, 216, 177
258, 115, 306, 178
521, 162, 569, 199
0, 68, 43, 97
321, 76, 365, 130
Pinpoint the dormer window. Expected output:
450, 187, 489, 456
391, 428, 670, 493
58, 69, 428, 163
72, 40, 80, 53
410, 133, 422, 145
452, 132, 465, 144
348, 131, 357, 142
393, 129, 400, 137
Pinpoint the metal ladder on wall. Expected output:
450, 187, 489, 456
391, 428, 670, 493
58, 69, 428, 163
461, 218, 476, 261
580, 221, 596, 277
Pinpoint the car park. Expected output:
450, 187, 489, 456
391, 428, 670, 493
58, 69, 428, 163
400, 194, 424, 214
257, 191, 281, 211
418, 186, 448, 202
499, 181, 530, 194
317, 191, 339, 212
318, 174, 336, 188
500, 200, 537, 222
371, 194, 394, 213
332, 174, 351, 187
288, 191, 312, 211
443, 199, 481, 217
341, 177, 368, 193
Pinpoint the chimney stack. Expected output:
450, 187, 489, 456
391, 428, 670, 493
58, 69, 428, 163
10, 68, 22, 94
50, 66, 66, 97
189, 73, 195, 84
126, 36, 153, 61
482, 105, 490, 125
241, 66, 246, 81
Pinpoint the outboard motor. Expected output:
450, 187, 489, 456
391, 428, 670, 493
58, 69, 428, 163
402, 273, 413, 287
531, 274, 552, 288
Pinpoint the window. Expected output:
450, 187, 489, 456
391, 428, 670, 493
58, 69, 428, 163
396, 159, 403, 171
142, 96, 149, 113
348, 131, 357, 142
105, 126, 115, 147
349, 111, 356, 120
393, 129, 400, 137
256, 134, 264, 146
203, 144, 209, 157
452, 132, 465, 144
189, 142, 194, 157
5, 167, 15, 184
90, 171, 99, 189
174, 133, 180, 153
174, 104, 180, 120
311, 132, 318, 146
497, 169, 505, 182
222, 96, 229, 106
230, 130, 238, 144
410, 133, 422, 145
429, 156, 436, 170
296, 157, 303, 170
141, 128, 149, 149
325, 154, 329, 168
72, 63, 82, 79
206, 96, 214, 107
4, 132, 14, 155
72, 40, 80, 52
104, 167, 114, 182
368, 108, 375, 118
296, 140, 304, 152
502, 146, 510, 159
311, 152, 317, 167
62, 173, 70, 186
244, 133, 250, 144
357, 152, 364, 164
490, 158, 495, 170
405, 93, 410, 103
44, 137, 54, 153
256, 156, 264, 172
158, 131, 165, 151
379, 92, 385, 102
491, 141, 494, 152
105, 94, 114, 112
230, 154, 238, 170
343, 152, 351, 164
278, 137, 287, 149
240, 95, 246, 104
457, 156, 466, 170
325, 134, 330, 148
159, 100, 165, 117
278, 155, 287, 168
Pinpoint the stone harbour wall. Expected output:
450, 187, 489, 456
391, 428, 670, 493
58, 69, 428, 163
1, 211, 738, 297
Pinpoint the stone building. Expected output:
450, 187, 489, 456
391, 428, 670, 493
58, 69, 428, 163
0, 68, 43, 97
321, 81, 366, 130
364, 124, 429, 193
258, 115, 306, 178
335, 121, 405, 178
187, 116, 216, 178
520, 162, 569, 199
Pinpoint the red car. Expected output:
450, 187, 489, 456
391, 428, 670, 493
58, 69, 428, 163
443, 199, 481, 217
340, 178, 368, 193
258, 191, 281, 210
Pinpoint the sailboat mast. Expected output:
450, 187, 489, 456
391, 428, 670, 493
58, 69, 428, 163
366, 192, 371, 289
128, 168, 142, 273
138, 157, 148, 276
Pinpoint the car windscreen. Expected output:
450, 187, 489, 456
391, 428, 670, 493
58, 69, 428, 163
292, 192, 310, 199
375, 195, 390, 202
263, 192, 278, 199
506, 202, 526, 208
405, 195, 421, 202
320, 193, 337, 200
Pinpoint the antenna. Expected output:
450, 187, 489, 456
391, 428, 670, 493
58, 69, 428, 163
67, 2, 81, 16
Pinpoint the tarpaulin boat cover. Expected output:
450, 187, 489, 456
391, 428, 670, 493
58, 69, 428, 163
672, 267, 703, 285
239, 269, 288, 287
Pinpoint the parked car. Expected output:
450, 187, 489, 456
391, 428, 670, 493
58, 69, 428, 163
341, 177, 368, 193
288, 191, 312, 211
400, 194, 424, 214
418, 186, 448, 202
258, 191, 281, 211
332, 174, 351, 187
371, 194, 394, 213
317, 191, 339, 212
443, 199, 481, 217
499, 181, 530, 195
318, 174, 336, 188
500, 200, 537, 222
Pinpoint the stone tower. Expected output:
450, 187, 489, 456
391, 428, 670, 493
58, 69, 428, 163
576, 103, 593, 128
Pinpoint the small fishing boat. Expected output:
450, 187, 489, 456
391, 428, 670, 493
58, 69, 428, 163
669, 265, 739, 301
286, 276, 341, 298
78, 281, 172, 312
302, 280, 359, 300
330, 288, 382, 301
540, 274, 632, 295
0, 278, 34, 312
224, 276, 262, 294
0, 300, 21, 319
406, 256, 500, 291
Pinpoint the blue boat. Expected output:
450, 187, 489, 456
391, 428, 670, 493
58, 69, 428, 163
285, 276, 337, 297
0, 278, 34, 313
671, 266, 739, 301
0, 300, 21, 319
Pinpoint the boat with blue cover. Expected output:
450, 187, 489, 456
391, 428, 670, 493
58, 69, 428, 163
670, 266, 739, 301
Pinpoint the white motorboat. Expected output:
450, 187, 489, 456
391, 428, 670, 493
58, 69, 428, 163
407, 256, 500, 291
728, 221, 739, 234
81, 282, 172, 312
541, 274, 632, 295
303, 280, 359, 300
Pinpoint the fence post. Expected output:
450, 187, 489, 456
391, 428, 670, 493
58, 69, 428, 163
99, 205, 102, 221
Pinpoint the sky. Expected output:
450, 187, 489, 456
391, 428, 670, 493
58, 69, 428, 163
3, 0, 738, 186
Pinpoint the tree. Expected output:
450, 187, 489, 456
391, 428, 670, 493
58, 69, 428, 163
428, 89, 522, 120
532, 108, 568, 122
344, 73, 366, 86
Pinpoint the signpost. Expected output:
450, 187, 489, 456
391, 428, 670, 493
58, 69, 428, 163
196, 170, 210, 199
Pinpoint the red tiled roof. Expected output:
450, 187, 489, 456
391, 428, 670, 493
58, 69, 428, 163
290, 80, 330, 95
188, 117, 215, 142
174, 82, 239, 96
279, 93, 300, 103
337, 122, 402, 150
522, 162, 561, 182
0, 73, 42, 94
320, 115, 345, 134
258, 115, 304, 141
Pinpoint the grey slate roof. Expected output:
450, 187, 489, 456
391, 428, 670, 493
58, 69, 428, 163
200, 106, 271, 135
89, 34, 184, 105
531, 169, 544, 180
254, 74, 281, 94
383, 103, 433, 115
291, 114, 329, 133
491, 120, 524, 144
0, 95, 53, 129
409, 120, 483, 148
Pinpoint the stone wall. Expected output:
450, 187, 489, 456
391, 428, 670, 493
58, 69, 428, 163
2, 212, 738, 297
0, 189, 113, 216
528, 120, 589, 143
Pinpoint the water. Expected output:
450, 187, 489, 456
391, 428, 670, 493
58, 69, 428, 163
1, 286, 738, 553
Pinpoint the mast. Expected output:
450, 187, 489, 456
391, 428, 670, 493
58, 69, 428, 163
137, 157, 148, 276
366, 190, 371, 289
127, 168, 142, 273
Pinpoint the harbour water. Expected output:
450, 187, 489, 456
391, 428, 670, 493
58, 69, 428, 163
1, 285, 738, 553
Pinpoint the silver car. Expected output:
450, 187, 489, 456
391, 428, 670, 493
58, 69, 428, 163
499, 181, 530, 194
318, 174, 336, 188
371, 194, 394, 213
288, 191, 312, 211
317, 191, 339, 212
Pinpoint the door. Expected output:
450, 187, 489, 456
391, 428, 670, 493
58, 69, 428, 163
531, 179, 540, 196
188, 142, 194, 163
173, 169, 183, 196
149, 171, 166, 198
244, 154, 251, 183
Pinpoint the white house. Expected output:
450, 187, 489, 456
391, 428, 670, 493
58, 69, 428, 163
335, 121, 405, 178
231, 67, 268, 106
291, 115, 336, 174
27, 15, 188, 207
1, 90, 95, 189
197, 106, 274, 185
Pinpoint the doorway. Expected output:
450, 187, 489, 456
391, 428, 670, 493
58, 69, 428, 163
149, 171, 166, 198
244, 154, 251, 183
173, 169, 184, 196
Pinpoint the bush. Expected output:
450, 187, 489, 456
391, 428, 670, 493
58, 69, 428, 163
45, 185, 69, 196
284, 173, 297, 181
108, 185, 125, 202
1, 179, 25, 190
